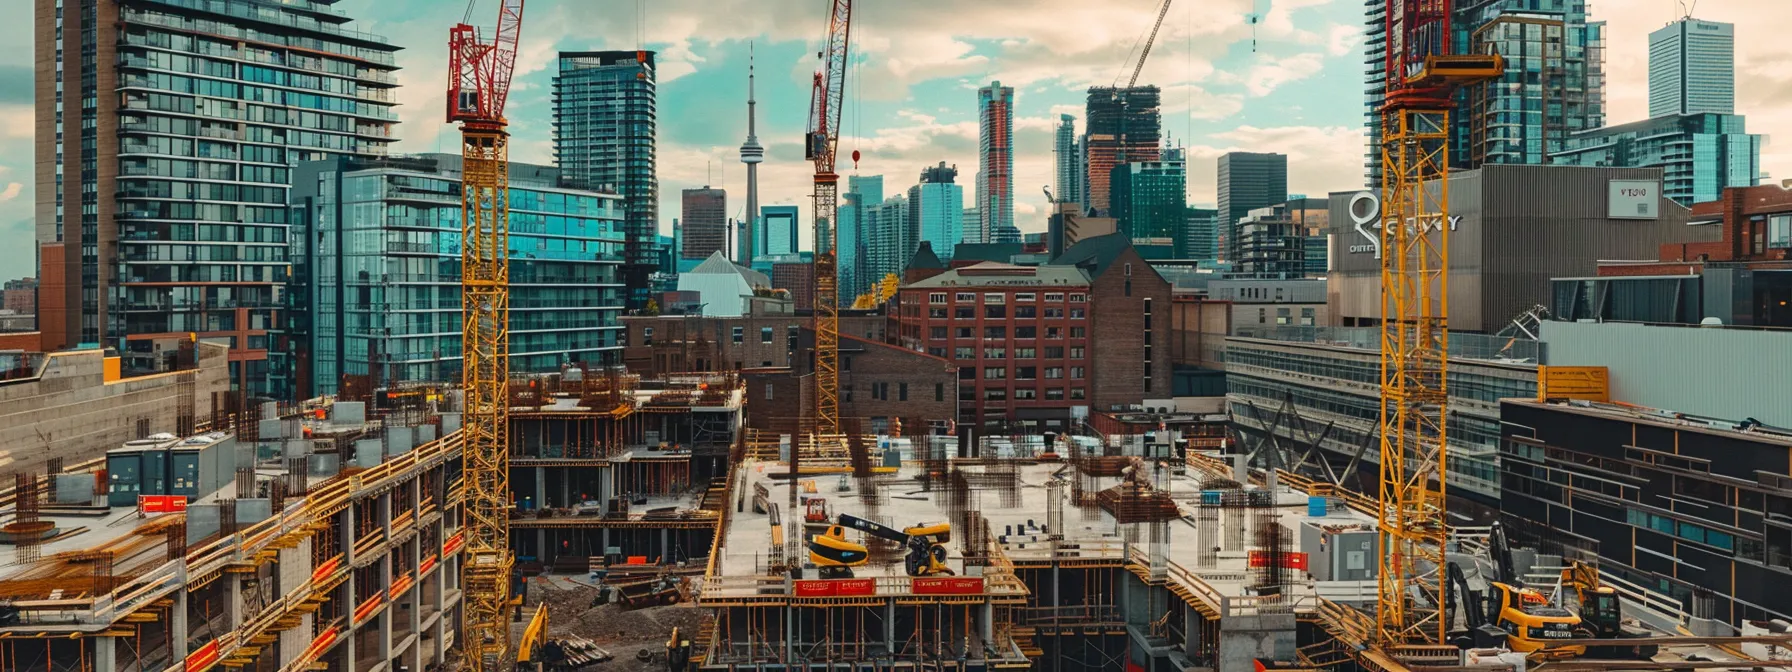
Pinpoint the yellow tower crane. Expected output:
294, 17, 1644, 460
446, 1, 526, 670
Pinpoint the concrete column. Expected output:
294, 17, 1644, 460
601, 528, 610, 555
171, 573, 190, 662
535, 466, 547, 509
94, 636, 117, 672
885, 600, 896, 654
406, 524, 424, 672
660, 529, 670, 562
341, 508, 356, 565
981, 602, 995, 648
538, 529, 548, 562
224, 570, 243, 631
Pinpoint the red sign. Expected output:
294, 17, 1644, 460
1247, 551, 1310, 571
443, 531, 466, 556
140, 495, 188, 513
419, 554, 438, 577
185, 639, 220, 672
911, 577, 984, 595
793, 579, 877, 597
311, 556, 341, 585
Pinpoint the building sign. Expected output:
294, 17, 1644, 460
793, 578, 876, 597
1247, 551, 1310, 571
140, 495, 187, 513
1608, 179, 1660, 220
1345, 191, 1463, 256
911, 577, 984, 595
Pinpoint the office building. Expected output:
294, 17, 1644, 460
1501, 397, 1792, 623
976, 82, 1015, 245
1227, 327, 1538, 505
907, 162, 964, 263
3, 278, 35, 317
1109, 152, 1188, 246
837, 175, 884, 300
290, 154, 626, 398
1054, 114, 1083, 211
1454, 1, 1606, 168
1551, 113, 1762, 206
1327, 165, 1719, 333
743, 327, 958, 437
1235, 197, 1330, 278
1362, 0, 1390, 187
892, 235, 1170, 429
1184, 207, 1221, 262
1650, 18, 1734, 117
758, 205, 799, 258
1083, 87, 1162, 215
771, 262, 814, 311
622, 302, 888, 376
34, 0, 400, 396
1217, 153, 1288, 261
555, 51, 658, 306
680, 187, 728, 260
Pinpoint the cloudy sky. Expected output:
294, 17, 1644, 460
0, 0, 1786, 278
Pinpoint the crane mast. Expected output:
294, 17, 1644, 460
1374, 0, 1502, 649
806, 0, 853, 440
446, 2, 525, 670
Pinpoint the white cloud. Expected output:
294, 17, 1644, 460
0, 105, 31, 140
0, 182, 19, 203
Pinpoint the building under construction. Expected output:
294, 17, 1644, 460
1081, 86, 1161, 216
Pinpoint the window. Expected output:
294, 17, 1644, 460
763, 361, 773, 367
984, 293, 1006, 304
1070, 346, 1085, 359
955, 306, 975, 319
1015, 293, 1036, 302
929, 307, 948, 318
1045, 388, 1065, 400
959, 367, 975, 380
1014, 387, 1037, 400
1046, 327, 1063, 339
642, 327, 654, 345
1771, 215, 1791, 249
1045, 293, 1065, 302
899, 383, 908, 401
1070, 388, 1086, 399
844, 356, 853, 372
1045, 367, 1064, 379
956, 292, 976, 302
1301, 308, 1316, 326
761, 327, 774, 344
1070, 327, 1085, 338
1044, 307, 1064, 318
1071, 367, 1085, 379
1258, 308, 1267, 324
1070, 308, 1085, 319
984, 367, 1007, 380
1070, 293, 1087, 303
985, 388, 1008, 400
928, 347, 947, 358
985, 305, 1007, 319
732, 327, 744, 344
931, 327, 948, 340
1017, 366, 1037, 380
1015, 347, 1037, 359
766, 384, 774, 400
1015, 326, 1037, 339
1045, 346, 1065, 358
1015, 306, 1036, 318
984, 347, 1006, 359
984, 326, 1006, 339
930, 292, 948, 304
935, 383, 944, 401
1277, 308, 1291, 325
954, 346, 975, 359
844, 384, 854, 402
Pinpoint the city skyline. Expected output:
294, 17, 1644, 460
0, 0, 1787, 279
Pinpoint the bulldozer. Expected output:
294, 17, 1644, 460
806, 514, 952, 579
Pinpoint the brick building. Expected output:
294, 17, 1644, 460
771, 262, 815, 311
620, 302, 887, 376
890, 234, 1171, 430
743, 330, 957, 436
3, 278, 35, 316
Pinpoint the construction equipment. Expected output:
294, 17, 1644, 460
804, 0, 855, 440
666, 626, 694, 672
1373, 0, 1504, 649
1482, 522, 1587, 658
804, 497, 830, 523
447, 1, 527, 670
1560, 560, 1659, 659
806, 514, 952, 579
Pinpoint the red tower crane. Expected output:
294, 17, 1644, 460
446, 1, 525, 670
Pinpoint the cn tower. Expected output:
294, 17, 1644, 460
738, 43, 763, 264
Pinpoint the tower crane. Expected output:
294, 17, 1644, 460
446, 1, 525, 670
796, 0, 853, 575
1374, 0, 1502, 650
1111, 0, 1172, 188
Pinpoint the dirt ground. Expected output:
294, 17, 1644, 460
519, 573, 709, 672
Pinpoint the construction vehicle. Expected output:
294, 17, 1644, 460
611, 573, 686, 608
806, 514, 951, 579
1483, 523, 1588, 658
804, 497, 830, 523
448, 0, 528, 669
1560, 560, 1659, 659
666, 626, 693, 672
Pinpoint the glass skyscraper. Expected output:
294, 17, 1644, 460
908, 162, 964, 262
290, 154, 625, 398
35, 0, 400, 397
838, 175, 883, 300
1217, 152, 1287, 262
1054, 114, 1083, 212
976, 81, 1015, 244
1650, 18, 1734, 117
553, 51, 657, 308
758, 205, 799, 258
1109, 153, 1187, 247
1453, 0, 1605, 169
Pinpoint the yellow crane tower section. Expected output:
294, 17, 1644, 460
446, 1, 526, 670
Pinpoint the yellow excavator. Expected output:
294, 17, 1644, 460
807, 513, 952, 578
1560, 560, 1659, 659
1484, 522, 1589, 659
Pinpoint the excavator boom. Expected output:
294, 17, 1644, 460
837, 513, 911, 544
